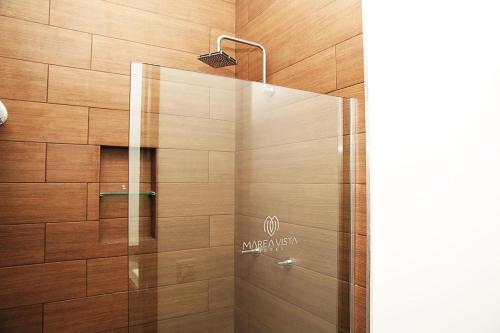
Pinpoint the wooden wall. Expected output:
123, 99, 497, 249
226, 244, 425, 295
0, 1, 235, 332
0, 0, 366, 331
234, 0, 367, 332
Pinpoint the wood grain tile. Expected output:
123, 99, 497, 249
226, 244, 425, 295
87, 256, 129, 296
158, 114, 235, 151
48, 66, 130, 110
157, 149, 208, 183
238, 0, 332, 49
356, 133, 366, 184
247, 0, 275, 22
0, 261, 86, 309
129, 281, 208, 326
235, 50, 249, 80
100, 218, 128, 246
46, 220, 127, 261
46, 144, 100, 182
0, 304, 43, 333
209, 151, 234, 183
236, 93, 341, 150
355, 184, 367, 235
87, 183, 100, 221
237, 182, 340, 231
237, 138, 339, 184
268, 47, 336, 93
236, 278, 336, 333
138, 111, 160, 148
210, 87, 236, 121
0, 16, 91, 68
0, 141, 46, 182
354, 286, 366, 333
337, 232, 351, 283
236, 0, 248, 31
142, 79, 210, 118
355, 235, 367, 288
332, 83, 365, 134
235, 307, 272, 333
100, 147, 152, 183
0, 224, 44, 267
236, 215, 338, 277
342, 135, 351, 185
129, 308, 234, 333
129, 246, 233, 289
236, 251, 338, 323
100, 147, 128, 183
336, 34, 364, 89
44, 292, 128, 333
0, 183, 87, 224
210, 215, 234, 246
209, 276, 234, 310
91, 35, 234, 77
88, 108, 128, 146
243, 0, 359, 74
0, 100, 88, 144
50, 0, 209, 54
157, 183, 234, 217
337, 280, 350, 332
106, 0, 235, 32
0, 0, 49, 24
157, 216, 210, 252
129, 216, 210, 255
0, 57, 47, 102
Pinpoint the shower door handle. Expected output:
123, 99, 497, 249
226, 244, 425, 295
241, 247, 262, 255
277, 258, 294, 268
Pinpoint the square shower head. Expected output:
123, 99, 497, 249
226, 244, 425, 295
198, 51, 238, 68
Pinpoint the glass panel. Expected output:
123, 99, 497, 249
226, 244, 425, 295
128, 63, 352, 332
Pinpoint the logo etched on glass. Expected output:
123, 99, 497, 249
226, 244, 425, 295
264, 216, 279, 237
241, 215, 298, 253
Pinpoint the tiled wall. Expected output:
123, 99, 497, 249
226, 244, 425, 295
234, 0, 367, 332
0, 0, 235, 332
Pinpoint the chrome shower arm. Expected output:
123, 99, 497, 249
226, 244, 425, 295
216, 35, 267, 83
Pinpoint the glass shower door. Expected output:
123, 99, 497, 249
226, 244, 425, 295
128, 63, 352, 332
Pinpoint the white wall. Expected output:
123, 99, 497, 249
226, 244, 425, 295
362, 1, 500, 332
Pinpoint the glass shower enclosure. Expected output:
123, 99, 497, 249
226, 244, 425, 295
127, 62, 355, 332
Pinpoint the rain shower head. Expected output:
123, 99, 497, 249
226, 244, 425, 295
198, 35, 267, 83
198, 51, 237, 68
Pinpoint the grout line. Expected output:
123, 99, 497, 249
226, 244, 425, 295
90, 34, 93, 69
43, 223, 47, 264
45, 63, 50, 103
0, 55, 128, 77
85, 259, 88, 296
48, 0, 51, 25
45, 19, 210, 55
99, 0, 235, 34
41, 302, 44, 333
236, 276, 340, 324
44, 143, 48, 182
87, 107, 91, 144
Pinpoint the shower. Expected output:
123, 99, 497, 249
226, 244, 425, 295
198, 35, 267, 83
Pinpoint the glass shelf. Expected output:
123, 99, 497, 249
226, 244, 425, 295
99, 191, 156, 197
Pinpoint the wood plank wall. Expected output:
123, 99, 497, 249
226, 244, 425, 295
234, 0, 367, 332
0, 1, 235, 332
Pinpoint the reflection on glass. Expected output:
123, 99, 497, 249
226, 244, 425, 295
128, 63, 352, 332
